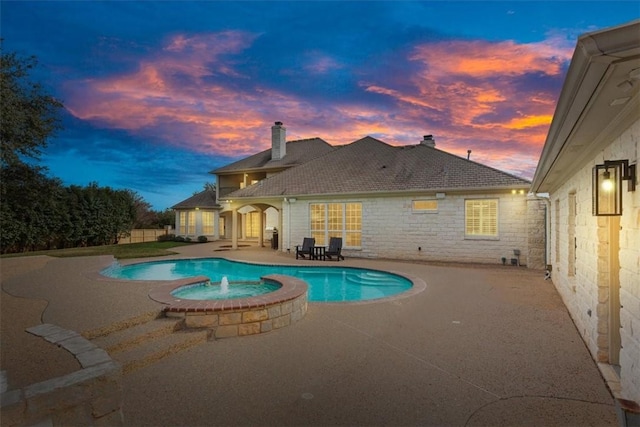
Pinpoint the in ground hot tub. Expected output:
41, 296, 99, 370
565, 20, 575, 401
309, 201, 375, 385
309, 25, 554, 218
148, 274, 308, 339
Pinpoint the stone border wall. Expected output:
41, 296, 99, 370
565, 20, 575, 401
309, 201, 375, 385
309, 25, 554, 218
0, 324, 123, 426
150, 274, 308, 339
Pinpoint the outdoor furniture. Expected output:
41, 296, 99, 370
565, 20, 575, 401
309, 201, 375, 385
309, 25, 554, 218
311, 245, 326, 261
325, 237, 344, 261
295, 237, 315, 259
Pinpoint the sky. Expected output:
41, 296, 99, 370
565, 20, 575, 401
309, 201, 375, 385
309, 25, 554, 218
2, 1, 638, 210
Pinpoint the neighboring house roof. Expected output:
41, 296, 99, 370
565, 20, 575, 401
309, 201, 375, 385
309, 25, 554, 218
211, 138, 335, 174
225, 136, 530, 198
171, 190, 220, 209
531, 20, 640, 193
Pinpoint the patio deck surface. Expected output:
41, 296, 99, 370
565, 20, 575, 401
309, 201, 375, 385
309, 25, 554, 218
0, 242, 617, 426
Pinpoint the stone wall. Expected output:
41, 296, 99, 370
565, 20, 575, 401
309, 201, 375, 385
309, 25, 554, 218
0, 324, 123, 426
548, 119, 640, 404
286, 191, 545, 267
167, 292, 307, 339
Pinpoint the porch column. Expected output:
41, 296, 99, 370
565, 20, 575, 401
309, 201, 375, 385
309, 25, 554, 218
258, 208, 264, 247
213, 212, 220, 240
231, 208, 238, 250
279, 205, 285, 252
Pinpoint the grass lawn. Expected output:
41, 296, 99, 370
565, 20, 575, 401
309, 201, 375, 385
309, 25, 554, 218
1, 241, 192, 260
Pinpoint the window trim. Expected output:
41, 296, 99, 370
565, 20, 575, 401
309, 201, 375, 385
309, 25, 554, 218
464, 198, 499, 240
309, 202, 362, 249
412, 199, 439, 213
202, 211, 215, 235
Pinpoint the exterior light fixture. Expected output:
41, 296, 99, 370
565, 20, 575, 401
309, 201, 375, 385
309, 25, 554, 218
593, 160, 636, 216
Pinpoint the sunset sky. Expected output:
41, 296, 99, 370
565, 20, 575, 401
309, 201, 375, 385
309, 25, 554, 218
2, 1, 638, 209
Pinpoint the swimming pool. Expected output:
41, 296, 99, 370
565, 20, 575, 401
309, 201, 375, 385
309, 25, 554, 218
102, 258, 413, 302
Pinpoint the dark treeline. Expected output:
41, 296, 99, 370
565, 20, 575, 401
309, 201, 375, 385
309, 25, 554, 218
0, 164, 137, 253
1, 45, 174, 254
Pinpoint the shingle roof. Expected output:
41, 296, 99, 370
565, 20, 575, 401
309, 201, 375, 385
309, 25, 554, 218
226, 136, 531, 198
171, 190, 220, 209
211, 138, 335, 174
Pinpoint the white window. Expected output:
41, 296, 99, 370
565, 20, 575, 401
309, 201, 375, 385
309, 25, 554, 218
202, 211, 214, 235
246, 211, 260, 238
465, 199, 498, 237
412, 200, 438, 212
179, 212, 187, 235
310, 202, 362, 248
187, 211, 196, 235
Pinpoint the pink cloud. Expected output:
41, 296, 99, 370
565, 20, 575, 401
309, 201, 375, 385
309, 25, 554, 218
63, 31, 572, 179
64, 31, 270, 154
359, 37, 573, 173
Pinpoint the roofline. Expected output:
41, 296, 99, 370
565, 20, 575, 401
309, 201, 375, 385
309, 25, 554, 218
531, 19, 640, 192
224, 184, 532, 202
171, 205, 223, 210
211, 166, 290, 176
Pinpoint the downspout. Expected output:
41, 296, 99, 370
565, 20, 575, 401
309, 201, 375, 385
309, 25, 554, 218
536, 193, 552, 270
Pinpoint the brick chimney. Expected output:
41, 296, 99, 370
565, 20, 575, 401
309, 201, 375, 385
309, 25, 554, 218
271, 121, 286, 160
420, 135, 435, 147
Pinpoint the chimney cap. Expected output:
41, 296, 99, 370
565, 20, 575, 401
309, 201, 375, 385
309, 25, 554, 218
274, 121, 283, 126
423, 135, 433, 139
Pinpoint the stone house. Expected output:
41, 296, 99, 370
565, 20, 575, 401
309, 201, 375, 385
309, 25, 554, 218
178, 121, 546, 267
531, 20, 640, 413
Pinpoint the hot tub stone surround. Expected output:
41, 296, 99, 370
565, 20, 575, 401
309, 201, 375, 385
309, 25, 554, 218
148, 274, 308, 339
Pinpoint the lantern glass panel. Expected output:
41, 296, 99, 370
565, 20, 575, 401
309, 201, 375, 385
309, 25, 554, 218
593, 163, 622, 216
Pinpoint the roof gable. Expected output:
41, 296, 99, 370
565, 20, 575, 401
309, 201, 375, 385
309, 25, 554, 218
171, 190, 219, 209
227, 136, 530, 198
211, 138, 334, 174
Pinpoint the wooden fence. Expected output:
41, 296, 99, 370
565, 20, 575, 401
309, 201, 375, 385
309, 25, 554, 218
118, 227, 173, 244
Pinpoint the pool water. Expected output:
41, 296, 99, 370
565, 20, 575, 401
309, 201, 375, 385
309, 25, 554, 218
171, 281, 282, 300
102, 258, 412, 302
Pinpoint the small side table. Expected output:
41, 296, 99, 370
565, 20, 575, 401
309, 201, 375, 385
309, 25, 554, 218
312, 246, 326, 260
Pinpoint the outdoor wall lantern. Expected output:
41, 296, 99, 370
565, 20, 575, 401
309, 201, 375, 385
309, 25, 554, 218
592, 160, 636, 216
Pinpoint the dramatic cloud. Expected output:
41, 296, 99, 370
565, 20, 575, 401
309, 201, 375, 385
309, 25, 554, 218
6, 0, 632, 208
62, 29, 572, 181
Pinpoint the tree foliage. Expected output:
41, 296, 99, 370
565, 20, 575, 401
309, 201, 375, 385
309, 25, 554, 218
0, 47, 141, 253
1, 44, 63, 168
0, 170, 137, 253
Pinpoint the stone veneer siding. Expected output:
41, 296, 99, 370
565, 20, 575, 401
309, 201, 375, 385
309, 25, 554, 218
284, 191, 545, 267
149, 275, 308, 340
547, 120, 639, 404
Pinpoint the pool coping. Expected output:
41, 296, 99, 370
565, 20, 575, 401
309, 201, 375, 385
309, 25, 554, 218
148, 274, 308, 313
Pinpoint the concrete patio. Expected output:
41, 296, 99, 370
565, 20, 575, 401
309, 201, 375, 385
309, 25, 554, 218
1, 242, 618, 426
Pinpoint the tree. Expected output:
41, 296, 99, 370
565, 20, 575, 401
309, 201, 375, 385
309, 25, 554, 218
156, 209, 175, 228
1, 44, 63, 168
0, 47, 143, 252
0, 163, 66, 252
1, 45, 64, 252
132, 193, 158, 229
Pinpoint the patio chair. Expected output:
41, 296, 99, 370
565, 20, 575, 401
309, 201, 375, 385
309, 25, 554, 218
295, 237, 315, 259
325, 237, 344, 261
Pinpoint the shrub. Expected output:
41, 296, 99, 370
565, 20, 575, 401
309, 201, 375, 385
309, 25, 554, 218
157, 234, 175, 242
184, 237, 192, 242
174, 235, 185, 242
197, 235, 208, 243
